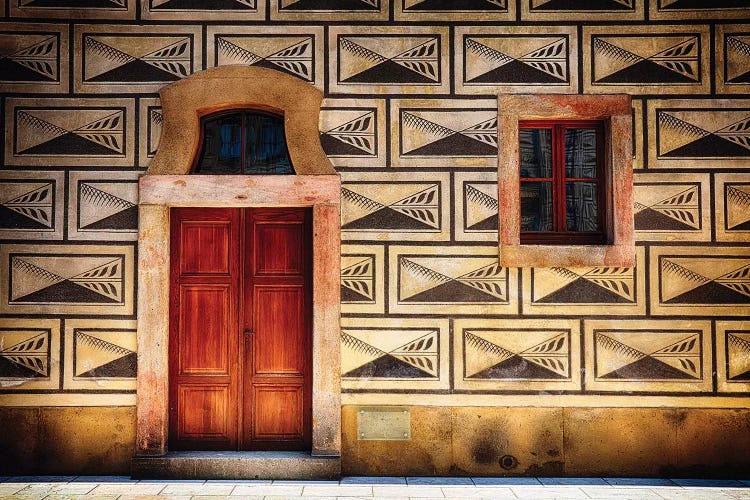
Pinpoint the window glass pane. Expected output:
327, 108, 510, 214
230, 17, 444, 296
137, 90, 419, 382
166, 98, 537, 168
565, 128, 597, 178
566, 182, 599, 232
519, 128, 552, 178
195, 113, 243, 174
244, 112, 294, 175
521, 182, 553, 232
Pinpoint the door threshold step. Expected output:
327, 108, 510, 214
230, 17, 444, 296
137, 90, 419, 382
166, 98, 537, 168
131, 451, 341, 480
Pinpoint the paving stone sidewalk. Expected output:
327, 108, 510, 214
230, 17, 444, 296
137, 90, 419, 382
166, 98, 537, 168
1, 476, 749, 500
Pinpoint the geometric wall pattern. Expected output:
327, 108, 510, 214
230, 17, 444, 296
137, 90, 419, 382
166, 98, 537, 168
716, 320, 750, 393
649, 246, 750, 317
522, 247, 647, 316
633, 172, 710, 242
585, 319, 712, 392
453, 318, 581, 392
2, 3, 750, 404
0, 24, 69, 93
341, 317, 449, 390
455, 26, 578, 95
64, 319, 136, 390
647, 99, 750, 169
73, 24, 201, 94
583, 24, 710, 95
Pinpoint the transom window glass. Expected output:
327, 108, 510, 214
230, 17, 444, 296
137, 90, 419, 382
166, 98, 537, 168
193, 110, 294, 175
519, 120, 605, 245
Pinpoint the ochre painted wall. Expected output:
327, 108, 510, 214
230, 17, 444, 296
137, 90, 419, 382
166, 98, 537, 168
1, 0, 750, 476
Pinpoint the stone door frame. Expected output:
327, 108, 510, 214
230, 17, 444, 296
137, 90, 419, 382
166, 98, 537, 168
135, 66, 341, 459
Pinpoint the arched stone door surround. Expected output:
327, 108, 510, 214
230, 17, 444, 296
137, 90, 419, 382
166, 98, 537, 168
135, 66, 341, 465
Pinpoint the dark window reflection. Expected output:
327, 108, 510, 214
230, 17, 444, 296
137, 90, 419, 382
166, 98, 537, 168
566, 182, 598, 232
520, 128, 552, 178
195, 111, 294, 175
565, 128, 597, 178
521, 182, 553, 232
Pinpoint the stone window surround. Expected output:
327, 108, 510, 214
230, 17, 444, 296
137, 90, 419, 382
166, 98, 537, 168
136, 66, 341, 459
498, 94, 635, 268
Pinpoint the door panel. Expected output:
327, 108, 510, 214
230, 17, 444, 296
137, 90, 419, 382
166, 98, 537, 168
180, 221, 231, 275
253, 286, 305, 375
177, 385, 232, 440
178, 285, 230, 375
252, 385, 304, 440
170, 207, 311, 452
254, 222, 304, 275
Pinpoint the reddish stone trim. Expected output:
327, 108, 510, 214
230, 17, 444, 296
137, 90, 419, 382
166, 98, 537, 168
498, 94, 635, 268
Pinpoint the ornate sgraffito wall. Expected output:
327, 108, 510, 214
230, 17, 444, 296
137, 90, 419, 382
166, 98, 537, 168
1, 0, 750, 476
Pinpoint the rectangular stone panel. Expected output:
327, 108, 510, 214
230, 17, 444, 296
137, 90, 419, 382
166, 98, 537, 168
10, 0, 135, 19
74, 24, 202, 94
64, 318, 137, 391
522, 246, 646, 316
5, 97, 135, 168
142, 0, 265, 21
585, 319, 712, 393
649, 246, 750, 317
454, 318, 581, 392
715, 173, 750, 243
341, 171, 450, 241
521, 0, 644, 21
388, 245, 518, 315
0, 318, 60, 391
320, 98, 386, 168
454, 26, 578, 95
390, 99, 497, 168
138, 97, 161, 168
341, 244, 384, 315
633, 172, 710, 242
583, 25, 710, 95
647, 99, 750, 169
329, 26, 450, 95
716, 320, 750, 393
0, 23, 69, 93
341, 316, 449, 391
716, 25, 750, 95
271, 0, 388, 21
454, 171, 498, 242
206, 25, 324, 91
0, 244, 135, 316
649, 0, 750, 20
0, 170, 65, 241
394, 0, 515, 21
68, 171, 139, 241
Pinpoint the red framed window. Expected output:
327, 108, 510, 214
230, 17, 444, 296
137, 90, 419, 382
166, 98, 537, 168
518, 120, 606, 245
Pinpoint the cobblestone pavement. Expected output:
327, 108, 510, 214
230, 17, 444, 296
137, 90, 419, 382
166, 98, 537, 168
1, 476, 749, 500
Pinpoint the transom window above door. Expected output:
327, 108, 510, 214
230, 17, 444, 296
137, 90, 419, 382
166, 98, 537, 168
193, 110, 294, 175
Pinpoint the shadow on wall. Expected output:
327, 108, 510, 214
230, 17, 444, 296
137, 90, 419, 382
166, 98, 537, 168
0, 407, 135, 475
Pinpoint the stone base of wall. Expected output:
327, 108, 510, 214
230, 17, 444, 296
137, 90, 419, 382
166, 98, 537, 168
342, 406, 750, 478
0, 407, 135, 475
2, 405, 749, 477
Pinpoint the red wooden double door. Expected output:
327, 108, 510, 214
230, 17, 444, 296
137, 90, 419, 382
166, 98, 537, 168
169, 207, 312, 451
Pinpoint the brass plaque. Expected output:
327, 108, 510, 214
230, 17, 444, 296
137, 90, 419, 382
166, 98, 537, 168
357, 407, 411, 440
